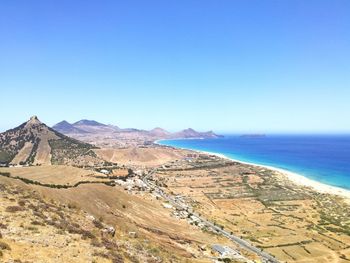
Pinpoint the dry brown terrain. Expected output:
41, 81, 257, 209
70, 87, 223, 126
2, 143, 350, 262
34, 133, 55, 165
0, 181, 113, 263
153, 154, 350, 263
94, 146, 189, 168
10, 142, 33, 164
0, 165, 108, 186
65, 129, 158, 148
0, 164, 244, 262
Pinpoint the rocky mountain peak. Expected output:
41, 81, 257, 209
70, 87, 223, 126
25, 115, 42, 128
0, 116, 102, 166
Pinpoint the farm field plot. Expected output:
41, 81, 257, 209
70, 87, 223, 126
155, 155, 350, 262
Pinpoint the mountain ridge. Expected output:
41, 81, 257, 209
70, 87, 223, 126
53, 119, 222, 140
53, 120, 90, 134
73, 119, 108, 127
0, 116, 104, 166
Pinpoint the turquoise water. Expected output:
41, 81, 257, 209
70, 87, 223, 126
158, 135, 350, 190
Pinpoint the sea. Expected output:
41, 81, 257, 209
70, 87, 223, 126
158, 135, 350, 190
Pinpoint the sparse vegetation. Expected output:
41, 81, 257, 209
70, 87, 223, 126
49, 136, 99, 166
18, 200, 26, 206
0, 116, 103, 166
26, 137, 41, 164
93, 219, 104, 229
155, 154, 350, 262
0, 171, 114, 189
0, 241, 11, 250
6, 206, 24, 213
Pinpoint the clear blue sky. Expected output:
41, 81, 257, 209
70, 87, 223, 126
1, 1, 349, 133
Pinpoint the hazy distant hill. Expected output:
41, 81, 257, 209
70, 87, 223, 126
73, 119, 109, 127
53, 120, 89, 134
170, 128, 221, 139
53, 119, 221, 140
149, 127, 171, 137
51, 119, 222, 148
0, 116, 105, 166
54, 119, 119, 134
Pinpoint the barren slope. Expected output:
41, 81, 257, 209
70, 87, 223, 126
0, 166, 234, 262
0, 116, 105, 167
94, 146, 188, 167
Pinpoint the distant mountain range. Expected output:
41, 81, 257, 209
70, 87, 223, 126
54, 120, 118, 134
0, 116, 222, 166
0, 116, 105, 166
53, 119, 222, 140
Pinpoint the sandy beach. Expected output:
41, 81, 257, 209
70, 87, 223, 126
156, 140, 350, 200
204, 151, 350, 200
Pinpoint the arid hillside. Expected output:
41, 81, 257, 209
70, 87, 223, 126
94, 146, 189, 168
0, 116, 106, 167
155, 154, 350, 263
0, 164, 243, 263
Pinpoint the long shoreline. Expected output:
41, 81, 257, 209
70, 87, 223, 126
155, 140, 350, 200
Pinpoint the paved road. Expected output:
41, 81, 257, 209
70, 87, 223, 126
142, 168, 279, 263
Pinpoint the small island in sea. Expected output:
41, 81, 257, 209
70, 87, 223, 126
240, 134, 267, 138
